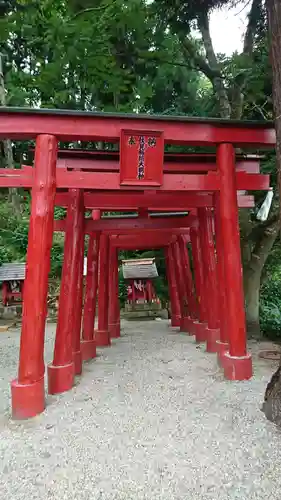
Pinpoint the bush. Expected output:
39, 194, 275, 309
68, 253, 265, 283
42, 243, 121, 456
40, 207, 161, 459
260, 278, 281, 339
118, 268, 127, 306
0, 195, 65, 278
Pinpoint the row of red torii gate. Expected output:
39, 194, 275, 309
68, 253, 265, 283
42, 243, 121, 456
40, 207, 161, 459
0, 107, 275, 419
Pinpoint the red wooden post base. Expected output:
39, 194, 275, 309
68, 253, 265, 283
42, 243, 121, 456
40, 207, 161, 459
108, 245, 120, 339
96, 234, 110, 347
170, 315, 181, 328
11, 134, 57, 419
180, 317, 192, 335
216, 340, 229, 365
48, 363, 74, 395
11, 377, 45, 420
179, 317, 187, 333
222, 352, 253, 381
193, 321, 208, 343
73, 351, 82, 377
95, 330, 111, 347
109, 322, 121, 338
81, 340, 97, 362
205, 328, 220, 353
183, 316, 196, 335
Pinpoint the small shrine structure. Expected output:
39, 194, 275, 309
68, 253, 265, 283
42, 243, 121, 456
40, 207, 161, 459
122, 258, 161, 319
0, 263, 25, 306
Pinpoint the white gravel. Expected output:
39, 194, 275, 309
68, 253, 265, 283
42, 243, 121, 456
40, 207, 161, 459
0, 319, 281, 500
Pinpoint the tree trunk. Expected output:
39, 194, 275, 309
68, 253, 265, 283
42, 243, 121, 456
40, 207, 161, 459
263, 366, 281, 426
267, 0, 281, 207
263, 0, 281, 426
244, 270, 262, 337
244, 220, 279, 337
197, 13, 231, 119
180, 6, 277, 342
0, 52, 21, 216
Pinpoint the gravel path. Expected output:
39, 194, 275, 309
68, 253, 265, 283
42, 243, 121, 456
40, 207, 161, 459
0, 320, 280, 500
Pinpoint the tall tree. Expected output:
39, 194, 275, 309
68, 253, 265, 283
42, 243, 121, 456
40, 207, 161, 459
0, 0, 279, 335
262, 0, 281, 426
151, 0, 279, 336
266, 0, 281, 208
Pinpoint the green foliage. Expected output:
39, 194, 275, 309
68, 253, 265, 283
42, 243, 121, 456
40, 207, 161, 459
0, 195, 64, 276
260, 277, 281, 338
0, 0, 279, 337
54, 206, 67, 220
50, 242, 64, 277
0, 245, 14, 266
0, 198, 29, 263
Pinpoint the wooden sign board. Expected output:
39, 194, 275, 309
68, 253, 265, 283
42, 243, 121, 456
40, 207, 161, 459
120, 129, 164, 186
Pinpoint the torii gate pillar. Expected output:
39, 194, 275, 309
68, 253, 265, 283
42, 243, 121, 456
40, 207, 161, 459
108, 245, 120, 338
214, 192, 228, 361
178, 235, 197, 334
165, 246, 181, 327
48, 188, 84, 394
190, 226, 207, 337
95, 234, 110, 346
11, 135, 57, 419
172, 240, 188, 330
217, 144, 252, 380
81, 209, 101, 361
198, 208, 220, 352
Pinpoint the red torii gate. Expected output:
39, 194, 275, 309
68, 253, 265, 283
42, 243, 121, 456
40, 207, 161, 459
0, 107, 274, 419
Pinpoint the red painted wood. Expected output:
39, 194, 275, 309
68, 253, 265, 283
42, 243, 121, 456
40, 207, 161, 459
172, 241, 188, 323
214, 192, 228, 349
110, 239, 175, 250
54, 220, 189, 238
110, 231, 177, 241
131, 279, 136, 303
56, 215, 195, 232
1, 282, 23, 306
108, 244, 116, 329
0, 166, 33, 187
51, 149, 261, 173
0, 109, 275, 146
0, 166, 269, 193
111, 249, 120, 338
55, 156, 260, 174
58, 191, 213, 209
198, 208, 219, 330
120, 129, 164, 186
82, 233, 100, 344
55, 191, 254, 210
56, 170, 269, 191
73, 195, 85, 376
165, 247, 181, 326
190, 227, 206, 322
146, 280, 153, 302
81, 207, 101, 355
178, 235, 198, 319
114, 250, 121, 337
2, 281, 9, 306
138, 208, 149, 218
217, 144, 248, 358
11, 134, 57, 419
55, 170, 221, 191
48, 189, 84, 393
108, 246, 120, 338
95, 234, 110, 346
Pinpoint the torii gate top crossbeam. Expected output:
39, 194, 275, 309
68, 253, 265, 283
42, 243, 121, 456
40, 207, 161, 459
0, 107, 275, 146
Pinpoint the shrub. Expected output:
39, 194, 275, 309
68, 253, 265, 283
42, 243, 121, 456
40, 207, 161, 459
260, 277, 281, 339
